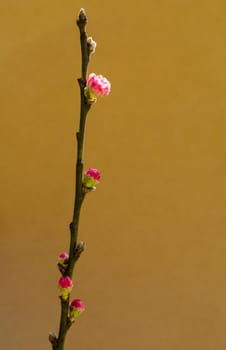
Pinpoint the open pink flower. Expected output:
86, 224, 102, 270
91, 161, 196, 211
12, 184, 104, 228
83, 168, 101, 189
69, 299, 85, 321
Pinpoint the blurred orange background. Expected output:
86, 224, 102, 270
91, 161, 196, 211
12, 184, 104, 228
1, 1, 226, 349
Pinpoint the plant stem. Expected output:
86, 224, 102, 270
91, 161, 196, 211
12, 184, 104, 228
55, 299, 70, 350
52, 9, 91, 350
66, 81, 90, 278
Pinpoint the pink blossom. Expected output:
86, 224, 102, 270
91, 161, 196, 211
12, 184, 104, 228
69, 299, 85, 321
70, 299, 85, 311
87, 73, 111, 97
83, 168, 101, 190
85, 168, 101, 181
57, 253, 69, 274
58, 276, 73, 289
58, 252, 69, 260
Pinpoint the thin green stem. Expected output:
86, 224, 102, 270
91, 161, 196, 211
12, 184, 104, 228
53, 9, 91, 350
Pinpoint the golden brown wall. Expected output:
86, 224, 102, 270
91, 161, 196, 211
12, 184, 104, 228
1, 1, 226, 349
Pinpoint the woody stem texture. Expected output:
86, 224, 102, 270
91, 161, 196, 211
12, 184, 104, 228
49, 7, 111, 350
53, 9, 90, 350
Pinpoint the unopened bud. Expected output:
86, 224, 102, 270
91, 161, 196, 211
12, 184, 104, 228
74, 241, 86, 261
69, 299, 85, 322
76, 8, 87, 29
49, 332, 57, 347
83, 168, 101, 191
57, 252, 69, 273
76, 241, 86, 252
78, 8, 87, 22
57, 252, 69, 265
58, 276, 73, 300
87, 37, 96, 55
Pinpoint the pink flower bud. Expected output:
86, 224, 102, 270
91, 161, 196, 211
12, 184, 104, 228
85, 168, 101, 181
83, 168, 101, 190
58, 276, 73, 288
58, 252, 69, 264
58, 276, 73, 300
69, 299, 85, 322
71, 299, 85, 310
57, 253, 69, 274
85, 73, 111, 103
59, 252, 69, 260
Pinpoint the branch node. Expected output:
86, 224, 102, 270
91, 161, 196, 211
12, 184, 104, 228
69, 221, 75, 235
49, 332, 58, 349
76, 8, 87, 28
74, 241, 86, 261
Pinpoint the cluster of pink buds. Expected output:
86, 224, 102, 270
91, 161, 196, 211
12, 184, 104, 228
83, 168, 101, 191
85, 73, 111, 103
57, 255, 85, 319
